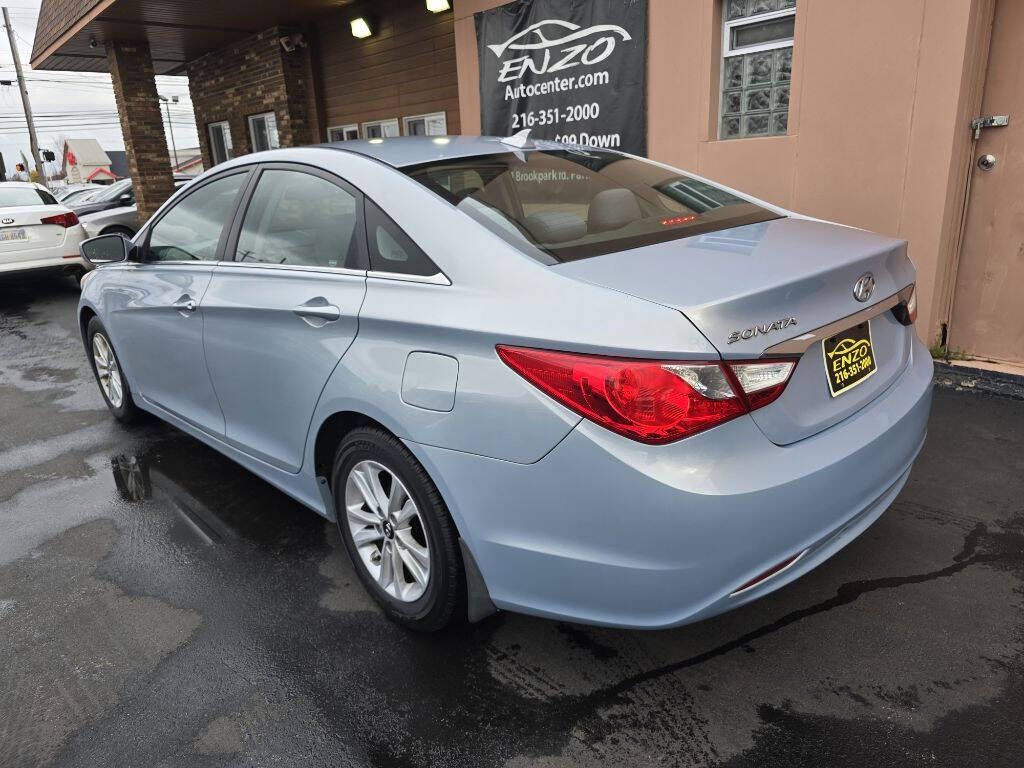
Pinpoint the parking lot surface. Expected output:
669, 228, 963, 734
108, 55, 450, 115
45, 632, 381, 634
2, 274, 1022, 768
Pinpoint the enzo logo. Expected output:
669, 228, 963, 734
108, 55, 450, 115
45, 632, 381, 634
488, 20, 631, 83
727, 316, 798, 344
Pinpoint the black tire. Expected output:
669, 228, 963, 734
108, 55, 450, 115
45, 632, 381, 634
102, 226, 136, 239
85, 316, 142, 423
332, 427, 466, 632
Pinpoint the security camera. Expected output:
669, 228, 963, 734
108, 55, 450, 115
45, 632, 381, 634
279, 33, 306, 53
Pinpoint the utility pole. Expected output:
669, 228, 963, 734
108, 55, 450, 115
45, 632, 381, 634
2, 7, 47, 187
159, 94, 179, 170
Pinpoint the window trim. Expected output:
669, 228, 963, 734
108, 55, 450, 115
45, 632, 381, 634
207, 120, 233, 165
361, 118, 400, 139
722, 6, 796, 57
248, 111, 280, 152
221, 161, 370, 273
327, 124, 360, 142
139, 167, 256, 265
402, 111, 447, 137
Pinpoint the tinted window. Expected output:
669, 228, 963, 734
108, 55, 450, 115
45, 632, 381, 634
0, 187, 57, 207
404, 150, 780, 263
234, 170, 362, 269
148, 173, 247, 262
365, 199, 440, 277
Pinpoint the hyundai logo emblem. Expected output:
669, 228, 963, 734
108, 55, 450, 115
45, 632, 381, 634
853, 273, 875, 303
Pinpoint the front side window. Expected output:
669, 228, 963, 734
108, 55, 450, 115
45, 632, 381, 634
328, 124, 360, 142
362, 119, 400, 139
403, 112, 447, 137
249, 112, 280, 152
234, 169, 362, 269
208, 121, 233, 165
404, 149, 779, 263
147, 173, 247, 262
720, 0, 795, 139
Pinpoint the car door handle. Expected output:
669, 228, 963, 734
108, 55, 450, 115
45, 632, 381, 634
292, 299, 341, 323
172, 297, 196, 313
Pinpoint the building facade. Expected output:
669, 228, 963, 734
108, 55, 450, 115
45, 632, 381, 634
31, 0, 1023, 365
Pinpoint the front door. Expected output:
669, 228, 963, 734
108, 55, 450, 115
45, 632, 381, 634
110, 170, 250, 434
948, 0, 1024, 364
202, 165, 367, 473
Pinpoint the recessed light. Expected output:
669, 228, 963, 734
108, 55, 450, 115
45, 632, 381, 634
426, 0, 451, 12
432, 137, 450, 145
368, 138, 384, 144
350, 17, 372, 38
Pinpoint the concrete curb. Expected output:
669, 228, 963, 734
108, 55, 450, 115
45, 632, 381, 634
932, 361, 1024, 401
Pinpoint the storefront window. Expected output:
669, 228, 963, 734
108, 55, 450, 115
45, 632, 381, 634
207, 121, 233, 165
362, 119, 400, 139
248, 112, 280, 152
328, 124, 360, 141
719, 0, 795, 140
403, 112, 447, 136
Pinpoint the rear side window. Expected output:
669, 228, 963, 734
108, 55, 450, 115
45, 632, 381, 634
0, 187, 56, 207
404, 150, 780, 263
234, 169, 363, 269
148, 173, 247, 262
365, 199, 440, 277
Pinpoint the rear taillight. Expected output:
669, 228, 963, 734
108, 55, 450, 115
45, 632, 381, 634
40, 211, 80, 228
496, 346, 796, 444
892, 284, 917, 326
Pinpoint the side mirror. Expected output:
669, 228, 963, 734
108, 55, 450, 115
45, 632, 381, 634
118, 192, 133, 205
80, 233, 132, 267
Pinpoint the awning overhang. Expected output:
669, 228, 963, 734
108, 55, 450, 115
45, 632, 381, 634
31, 0, 354, 75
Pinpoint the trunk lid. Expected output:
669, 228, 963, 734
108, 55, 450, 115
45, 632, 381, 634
0, 205, 70, 262
554, 217, 916, 445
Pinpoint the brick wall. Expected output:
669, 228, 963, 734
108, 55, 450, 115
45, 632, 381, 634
187, 27, 316, 170
106, 41, 176, 223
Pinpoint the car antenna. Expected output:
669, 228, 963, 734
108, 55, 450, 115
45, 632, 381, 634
500, 129, 533, 149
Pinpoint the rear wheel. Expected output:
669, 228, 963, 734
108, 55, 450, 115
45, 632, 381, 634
86, 317, 141, 423
332, 427, 465, 632
101, 226, 135, 239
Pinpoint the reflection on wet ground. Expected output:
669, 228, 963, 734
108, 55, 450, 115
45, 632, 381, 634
1, 275, 1023, 767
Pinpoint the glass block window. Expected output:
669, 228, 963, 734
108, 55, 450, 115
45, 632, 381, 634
720, 1, 795, 140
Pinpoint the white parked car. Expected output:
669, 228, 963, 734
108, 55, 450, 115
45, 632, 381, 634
0, 182, 89, 279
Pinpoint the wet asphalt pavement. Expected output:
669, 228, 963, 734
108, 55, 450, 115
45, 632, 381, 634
1, 273, 1023, 768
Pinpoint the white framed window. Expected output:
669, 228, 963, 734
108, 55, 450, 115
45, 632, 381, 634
403, 112, 447, 137
207, 121, 233, 165
328, 124, 360, 142
248, 111, 280, 152
719, 1, 795, 140
361, 118, 400, 139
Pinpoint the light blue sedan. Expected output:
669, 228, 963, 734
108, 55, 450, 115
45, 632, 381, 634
77, 137, 932, 631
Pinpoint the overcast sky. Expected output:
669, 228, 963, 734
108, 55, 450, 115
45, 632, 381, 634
0, 0, 198, 179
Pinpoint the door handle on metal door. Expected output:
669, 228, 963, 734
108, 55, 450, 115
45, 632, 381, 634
292, 299, 341, 322
172, 296, 197, 314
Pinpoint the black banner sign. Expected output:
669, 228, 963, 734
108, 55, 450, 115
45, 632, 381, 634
475, 0, 648, 155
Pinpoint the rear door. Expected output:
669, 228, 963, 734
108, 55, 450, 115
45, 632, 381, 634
202, 164, 367, 473
107, 169, 251, 435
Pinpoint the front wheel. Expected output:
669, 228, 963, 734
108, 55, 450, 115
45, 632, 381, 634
332, 427, 465, 632
86, 317, 141, 423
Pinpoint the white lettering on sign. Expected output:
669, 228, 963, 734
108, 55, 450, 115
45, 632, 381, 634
487, 20, 630, 83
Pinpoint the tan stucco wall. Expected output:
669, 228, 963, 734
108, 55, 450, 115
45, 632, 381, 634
453, 0, 992, 343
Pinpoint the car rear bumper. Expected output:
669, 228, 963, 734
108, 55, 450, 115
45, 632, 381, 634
410, 335, 934, 629
0, 254, 86, 275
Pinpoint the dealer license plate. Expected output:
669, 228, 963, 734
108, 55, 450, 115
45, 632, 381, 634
0, 228, 26, 242
822, 320, 877, 397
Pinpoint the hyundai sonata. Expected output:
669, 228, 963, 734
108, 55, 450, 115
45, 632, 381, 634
77, 136, 932, 631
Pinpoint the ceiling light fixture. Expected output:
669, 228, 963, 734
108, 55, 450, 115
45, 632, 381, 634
426, 0, 452, 12
350, 17, 372, 38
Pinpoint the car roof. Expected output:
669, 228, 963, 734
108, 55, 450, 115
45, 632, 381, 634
1, 181, 46, 190
320, 135, 615, 169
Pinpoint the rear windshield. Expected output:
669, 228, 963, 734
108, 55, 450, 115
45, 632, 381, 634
0, 186, 57, 208
404, 149, 780, 263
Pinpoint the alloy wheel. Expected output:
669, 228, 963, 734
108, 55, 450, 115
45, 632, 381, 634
344, 459, 430, 602
92, 333, 124, 408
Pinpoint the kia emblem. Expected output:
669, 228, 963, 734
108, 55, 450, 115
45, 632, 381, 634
853, 273, 875, 303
